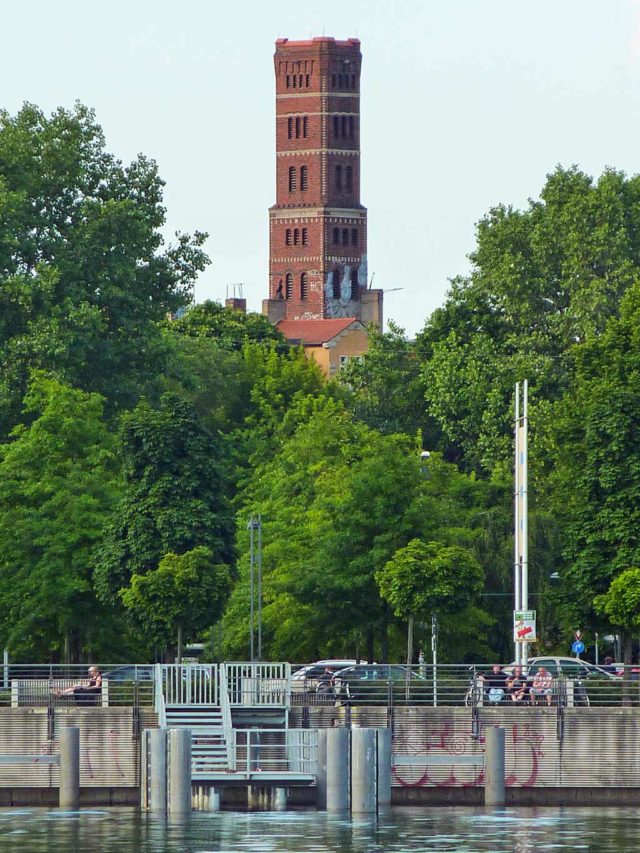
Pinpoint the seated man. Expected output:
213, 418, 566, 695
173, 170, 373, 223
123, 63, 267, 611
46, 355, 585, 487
55, 666, 102, 705
530, 666, 553, 706
506, 665, 529, 704
480, 664, 508, 704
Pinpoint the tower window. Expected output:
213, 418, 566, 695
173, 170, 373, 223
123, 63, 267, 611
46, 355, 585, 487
351, 228, 358, 247
332, 73, 336, 88
332, 227, 339, 245
332, 269, 341, 299
287, 117, 293, 139
288, 166, 297, 192
333, 116, 339, 138
285, 228, 292, 246
335, 165, 342, 191
295, 116, 301, 138
285, 273, 293, 300
302, 227, 308, 246
345, 165, 353, 192
292, 74, 297, 88
300, 165, 308, 191
351, 267, 359, 298
294, 228, 300, 246
299, 74, 303, 88
338, 73, 344, 88
342, 229, 349, 246
341, 116, 347, 138
306, 73, 310, 87
286, 74, 290, 88
351, 74, 356, 88
300, 272, 308, 301
349, 116, 355, 138
303, 116, 308, 138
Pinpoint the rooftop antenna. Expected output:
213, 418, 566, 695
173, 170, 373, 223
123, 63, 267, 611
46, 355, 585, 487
368, 272, 375, 289
383, 288, 403, 294
227, 283, 245, 300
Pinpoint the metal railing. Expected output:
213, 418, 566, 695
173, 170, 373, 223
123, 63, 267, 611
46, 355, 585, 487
160, 664, 218, 705
223, 662, 291, 706
231, 728, 317, 775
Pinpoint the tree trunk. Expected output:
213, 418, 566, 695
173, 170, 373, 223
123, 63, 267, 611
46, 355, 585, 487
176, 623, 183, 664
406, 615, 414, 670
366, 628, 374, 664
381, 605, 389, 663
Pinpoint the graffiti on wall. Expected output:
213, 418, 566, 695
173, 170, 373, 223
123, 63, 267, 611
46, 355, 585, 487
392, 720, 545, 788
325, 254, 368, 318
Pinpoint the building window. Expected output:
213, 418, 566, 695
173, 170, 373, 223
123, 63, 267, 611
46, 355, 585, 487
299, 74, 303, 88
332, 227, 339, 245
345, 165, 353, 192
338, 73, 344, 88
292, 74, 297, 88
302, 227, 308, 246
335, 165, 342, 191
351, 228, 358, 247
285, 228, 292, 246
294, 228, 300, 246
342, 228, 349, 246
332, 269, 341, 300
287, 117, 293, 139
289, 166, 297, 192
350, 267, 359, 298
306, 73, 310, 87
286, 74, 290, 88
332, 73, 336, 88
303, 116, 308, 138
341, 116, 347, 138
285, 273, 293, 300
300, 165, 308, 191
300, 272, 308, 300
333, 115, 339, 138
349, 116, 355, 139
295, 116, 301, 138
351, 73, 356, 89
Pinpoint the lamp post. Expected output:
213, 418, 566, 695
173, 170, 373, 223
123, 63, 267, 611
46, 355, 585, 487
514, 381, 529, 667
248, 514, 262, 661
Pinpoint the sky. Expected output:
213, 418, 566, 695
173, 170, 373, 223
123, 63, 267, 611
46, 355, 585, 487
2, 0, 640, 336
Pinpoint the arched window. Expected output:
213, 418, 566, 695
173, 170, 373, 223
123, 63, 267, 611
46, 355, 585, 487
332, 73, 337, 88
351, 73, 356, 88
286, 75, 290, 88
342, 229, 349, 246
299, 74, 303, 88
332, 227, 339, 245
302, 228, 308, 246
341, 116, 347, 138
295, 116, 301, 138
351, 228, 358, 247
288, 166, 297, 192
345, 165, 353, 192
294, 228, 300, 246
333, 116, 339, 138
303, 116, 308, 138
335, 165, 342, 191
350, 267, 359, 298
332, 270, 341, 300
338, 73, 344, 88
300, 165, 308, 191
287, 117, 293, 139
300, 272, 308, 301
285, 273, 293, 300
306, 73, 310, 87
292, 74, 297, 88
349, 116, 355, 138
285, 228, 292, 246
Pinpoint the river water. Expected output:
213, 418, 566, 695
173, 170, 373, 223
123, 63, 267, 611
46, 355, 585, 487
1, 806, 639, 852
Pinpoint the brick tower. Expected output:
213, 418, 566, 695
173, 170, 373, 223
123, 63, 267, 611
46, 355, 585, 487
264, 37, 382, 326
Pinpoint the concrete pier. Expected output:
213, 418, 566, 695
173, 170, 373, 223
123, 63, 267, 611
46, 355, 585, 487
484, 726, 506, 806
326, 727, 349, 812
148, 728, 167, 811
376, 727, 392, 807
351, 727, 376, 814
168, 728, 192, 814
59, 727, 80, 810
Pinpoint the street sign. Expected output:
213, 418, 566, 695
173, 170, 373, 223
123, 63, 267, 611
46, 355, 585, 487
572, 640, 585, 655
513, 610, 536, 642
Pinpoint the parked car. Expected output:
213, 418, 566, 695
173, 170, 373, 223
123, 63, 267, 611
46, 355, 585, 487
332, 664, 426, 704
290, 660, 360, 692
507, 657, 620, 681
104, 665, 154, 681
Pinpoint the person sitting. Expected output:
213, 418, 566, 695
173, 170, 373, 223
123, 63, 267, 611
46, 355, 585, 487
530, 666, 553, 706
506, 665, 529, 704
55, 666, 102, 705
480, 664, 508, 704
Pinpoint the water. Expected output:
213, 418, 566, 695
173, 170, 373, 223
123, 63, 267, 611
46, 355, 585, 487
1, 806, 640, 852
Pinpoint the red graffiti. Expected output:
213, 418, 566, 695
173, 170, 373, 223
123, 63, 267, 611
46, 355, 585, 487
392, 719, 545, 788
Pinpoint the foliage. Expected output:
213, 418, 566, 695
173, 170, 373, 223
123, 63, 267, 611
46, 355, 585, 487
95, 393, 234, 602
0, 102, 208, 431
169, 300, 285, 348
120, 547, 231, 659
0, 375, 121, 660
594, 569, 640, 634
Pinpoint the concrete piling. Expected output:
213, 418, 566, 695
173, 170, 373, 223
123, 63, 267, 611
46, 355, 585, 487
351, 727, 376, 814
274, 787, 287, 811
149, 728, 167, 812
316, 728, 328, 809
168, 728, 192, 814
376, 727, 392, 807
326, 727, 349, 812
484, 726, 506, 806
59, 727, 80, 810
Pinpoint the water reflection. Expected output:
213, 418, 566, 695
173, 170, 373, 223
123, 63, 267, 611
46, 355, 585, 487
1, 806, 640, 851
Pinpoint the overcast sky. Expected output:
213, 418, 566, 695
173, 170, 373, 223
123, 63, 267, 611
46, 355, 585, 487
3, 1, 640, 336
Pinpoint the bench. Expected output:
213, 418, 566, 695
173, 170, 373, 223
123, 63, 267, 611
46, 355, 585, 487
10, 679, 110, 708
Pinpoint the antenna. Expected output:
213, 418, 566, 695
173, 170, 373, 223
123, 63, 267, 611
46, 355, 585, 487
368, 272, 375, 289
383, 288, 403, 293
226, 283, 246, 300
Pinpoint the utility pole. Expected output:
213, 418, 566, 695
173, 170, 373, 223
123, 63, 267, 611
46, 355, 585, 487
514, 381, 529, 666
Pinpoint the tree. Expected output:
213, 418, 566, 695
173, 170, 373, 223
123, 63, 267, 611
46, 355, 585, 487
0, 375, 121, 660
0, 102, 208, 431
168, 300, 285, 348
120, 547, 231, 661
376, 539, 483, 669
95, 393, 234, 603
595, 568, 640, 665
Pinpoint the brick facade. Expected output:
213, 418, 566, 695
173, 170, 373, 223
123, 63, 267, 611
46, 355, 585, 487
266, 37, 380, 324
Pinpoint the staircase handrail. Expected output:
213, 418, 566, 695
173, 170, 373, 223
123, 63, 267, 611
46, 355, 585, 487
218, 662, 236, 770
154, 663, 167, 728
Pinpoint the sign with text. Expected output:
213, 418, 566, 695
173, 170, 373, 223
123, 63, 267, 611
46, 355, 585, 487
513, 610, 536, 642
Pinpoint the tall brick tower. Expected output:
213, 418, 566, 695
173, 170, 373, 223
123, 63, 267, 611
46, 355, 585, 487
264, 37, 382, 326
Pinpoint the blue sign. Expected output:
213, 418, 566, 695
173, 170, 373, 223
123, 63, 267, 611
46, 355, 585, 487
572, 640, 585, 655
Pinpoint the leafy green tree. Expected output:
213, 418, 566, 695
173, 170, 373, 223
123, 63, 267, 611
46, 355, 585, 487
376, 539, 483, 668
595, 568, 640, 666
95, 393, 234, 602
120, 547, 231, 661
0, 375, 121, 660
0, 102, 208, 431
169, 300, 285, 348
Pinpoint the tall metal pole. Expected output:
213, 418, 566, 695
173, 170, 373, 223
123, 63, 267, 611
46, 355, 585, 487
514, 383, 521, 667
257, 514, 262, 662
521, 379, 529, 666
249, 516, 255, 661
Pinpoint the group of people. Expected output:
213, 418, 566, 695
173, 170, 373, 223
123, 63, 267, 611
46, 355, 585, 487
480, 664, 553, 705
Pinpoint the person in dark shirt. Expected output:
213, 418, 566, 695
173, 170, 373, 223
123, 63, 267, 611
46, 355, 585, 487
480, 664, 508, 703
506, 665, 529, 704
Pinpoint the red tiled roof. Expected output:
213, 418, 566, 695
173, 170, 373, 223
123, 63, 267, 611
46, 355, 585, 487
277, 318, 361, 345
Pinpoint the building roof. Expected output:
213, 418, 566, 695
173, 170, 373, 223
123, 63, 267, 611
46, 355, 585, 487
277, 318, 363, 345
